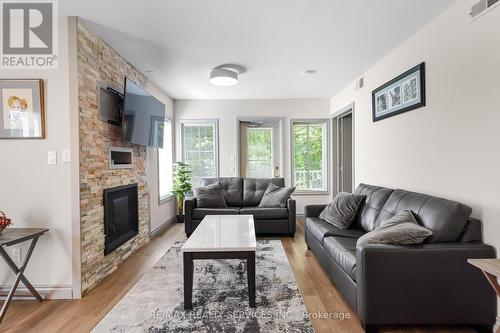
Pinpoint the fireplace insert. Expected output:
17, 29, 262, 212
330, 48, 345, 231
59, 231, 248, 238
103, 183, 139, 255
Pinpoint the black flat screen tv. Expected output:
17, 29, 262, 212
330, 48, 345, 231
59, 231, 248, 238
122, 78, 165, 148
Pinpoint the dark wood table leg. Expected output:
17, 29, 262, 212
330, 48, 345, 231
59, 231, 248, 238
480, 272, 500, 333
247, 251, 256, 307
0, 236, 41, 323
183, 252, 193, 310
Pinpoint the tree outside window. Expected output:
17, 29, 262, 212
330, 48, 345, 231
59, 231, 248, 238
245, 127, 273, 178
181, 121, 218, 187
292, 120, 328, 192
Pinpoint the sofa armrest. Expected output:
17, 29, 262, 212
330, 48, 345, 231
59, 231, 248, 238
184, 197, 197, 236
356, 243, 497, 326
287, 198, 296, 235
304, 204, 327, 219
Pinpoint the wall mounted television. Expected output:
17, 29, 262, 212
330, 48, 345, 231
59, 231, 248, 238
122, 78, 165, 148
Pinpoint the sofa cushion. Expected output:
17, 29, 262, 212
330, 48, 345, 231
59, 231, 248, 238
357, 210, 433, 247
354, 183, 394, 232
258, 183, 295, 208
192, 207, 240, 219
194, 182, 227, 208
323, 236, 358, 281
457, 218, 483, 243
376, 189, 472, 243
305, 217, 365, 244
240, 207, 288, 219
243, 178, 285, 207
201, 178, 243, 207
319, 192, 366, 229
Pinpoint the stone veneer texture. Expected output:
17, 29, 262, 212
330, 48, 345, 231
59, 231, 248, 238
78, 21, 150, 293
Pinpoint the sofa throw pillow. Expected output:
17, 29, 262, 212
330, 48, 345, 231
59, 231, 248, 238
319, 192, 366, 229
356, 210, 433, 247
258, 183, 295, 208
194, 182, 227, 208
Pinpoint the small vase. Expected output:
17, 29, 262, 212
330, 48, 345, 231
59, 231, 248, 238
176, 215, 185, 224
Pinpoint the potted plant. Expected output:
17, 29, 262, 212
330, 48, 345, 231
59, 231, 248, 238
171, 161, 192, 223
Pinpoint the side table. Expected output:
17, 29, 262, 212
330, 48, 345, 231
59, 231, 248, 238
0, 228, 49, 323
468, 258, 500, 333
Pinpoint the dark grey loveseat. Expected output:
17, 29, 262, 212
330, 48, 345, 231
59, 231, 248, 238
184, 177, 296, 237
305, 183, 497, 333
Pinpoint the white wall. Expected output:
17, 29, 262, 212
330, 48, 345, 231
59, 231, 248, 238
174, 99, 331, 213
146, 82, 176, 233
331, 0, 500, 252
0, 18, 73, 297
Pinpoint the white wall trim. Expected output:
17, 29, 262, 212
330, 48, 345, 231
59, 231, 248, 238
331, 102, 356, 194
235, 117, 285, 179
68, 16, 82, 300
150, 216, 176, 238
331, 102, 355, 118
0, 284, 73, 300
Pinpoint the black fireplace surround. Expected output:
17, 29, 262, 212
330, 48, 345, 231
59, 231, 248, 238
103, 183, 139, 255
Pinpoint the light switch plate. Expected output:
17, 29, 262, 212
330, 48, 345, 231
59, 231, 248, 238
62, 149, 71, 163
48, 151, 57, 165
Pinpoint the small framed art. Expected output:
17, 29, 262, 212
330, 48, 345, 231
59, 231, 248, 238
0, 79, 45, 139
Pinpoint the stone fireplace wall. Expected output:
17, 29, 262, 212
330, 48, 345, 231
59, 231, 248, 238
78, 20, 150, 293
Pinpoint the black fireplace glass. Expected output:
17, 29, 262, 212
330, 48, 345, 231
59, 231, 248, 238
103, 183, 139, 255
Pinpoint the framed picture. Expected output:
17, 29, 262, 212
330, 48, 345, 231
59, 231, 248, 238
372, 63, 425, 122
0, 79, 45, 139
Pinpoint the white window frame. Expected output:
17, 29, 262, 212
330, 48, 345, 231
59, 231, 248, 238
290, 119, 329, 194
158, 117, 174, 204
179, 119, 220, 185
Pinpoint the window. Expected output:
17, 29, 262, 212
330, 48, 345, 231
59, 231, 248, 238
158, 119, 173, 203
291, 120, 328, 192
180, 120, 219, 187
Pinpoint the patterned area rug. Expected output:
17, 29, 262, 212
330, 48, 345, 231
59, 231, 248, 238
92, 240, 314, 333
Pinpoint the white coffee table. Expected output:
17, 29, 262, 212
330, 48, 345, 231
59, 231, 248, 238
181, 215, 257, 309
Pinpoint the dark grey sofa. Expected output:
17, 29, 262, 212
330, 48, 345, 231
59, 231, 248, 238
184, 177, 296, 237
305, 183, 497, 333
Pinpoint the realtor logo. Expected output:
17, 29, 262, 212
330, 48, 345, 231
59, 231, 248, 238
1, 0, 58, 69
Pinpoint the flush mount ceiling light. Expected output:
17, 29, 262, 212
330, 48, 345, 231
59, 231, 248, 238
209, 64, 246, 86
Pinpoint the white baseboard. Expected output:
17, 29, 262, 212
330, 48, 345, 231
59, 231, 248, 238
0, 284, 73, 300
150, 216, 176, 238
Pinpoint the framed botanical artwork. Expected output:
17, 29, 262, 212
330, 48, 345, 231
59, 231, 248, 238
372, 63, 426, 122
0, 79, 45, 139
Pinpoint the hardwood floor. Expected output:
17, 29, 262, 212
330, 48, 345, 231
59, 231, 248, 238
1, 220, 476, 333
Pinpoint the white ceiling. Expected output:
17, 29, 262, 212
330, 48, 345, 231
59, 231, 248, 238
60, 0, 456, 100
